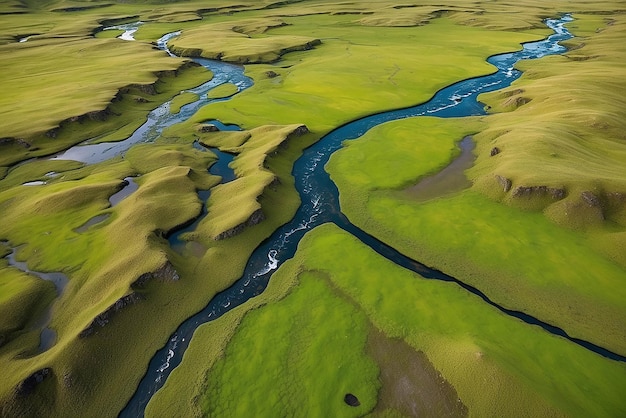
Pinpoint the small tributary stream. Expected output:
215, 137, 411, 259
121, 14, 626, 418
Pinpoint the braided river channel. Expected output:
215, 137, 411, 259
118, 14, 625, 416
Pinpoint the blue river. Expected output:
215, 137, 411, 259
120, 14, 626, 417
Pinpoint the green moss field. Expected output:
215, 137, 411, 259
1, 0, 625, 417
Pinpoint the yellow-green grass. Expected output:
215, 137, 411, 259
167, 17, 321, 64
0, 50, 211, 164
329, 116, 482, 190
472, 14, 626, 230
0, 121, 312, 417
190, 124, 311, 240
191, 13, 549, 133
169, 91, 198, 114
206, 82, 238, 99
149, 223, 626, 417
1, 36, 185, 140
196, 272, 379, 417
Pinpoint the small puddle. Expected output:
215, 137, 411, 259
74, 214, 110, 233
22, 180, 46, 186
203, 119, 242, 132
405, 136, 475, 201
109, 177, 138, 207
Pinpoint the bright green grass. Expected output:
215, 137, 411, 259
326, 13, 626, 354
330, 116, 482, 190
150, 223, 626, 417
200, 271, 379, 417
206, 82, 238, 99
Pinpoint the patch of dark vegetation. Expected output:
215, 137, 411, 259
14, 368, 51, 397
215, 208, 265, 240
490, 146, 500, 156
266, 70, 279, 78
264, 0, 309, 11
197, 5, 248, 16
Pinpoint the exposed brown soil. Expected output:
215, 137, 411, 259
366, 328, 468, 417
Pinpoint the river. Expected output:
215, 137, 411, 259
119, 13, 626, 418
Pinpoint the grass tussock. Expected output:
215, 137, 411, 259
206, 82, 239, 99
170, 91, 199, 114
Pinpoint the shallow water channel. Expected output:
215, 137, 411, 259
120, 14, 626, 417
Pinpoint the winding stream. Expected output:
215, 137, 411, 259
51, 31, 252, 165
121, 13, 626, 417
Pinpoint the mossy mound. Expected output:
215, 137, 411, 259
206, 82, 239, 99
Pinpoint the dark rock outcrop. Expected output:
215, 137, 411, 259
78, 293, 143, 338
496, 175, 512, 192
512, 185, 566, 200
490, 147, 500, 156
344, 393, 360, 407
290, 124, 310, 137
503, 96, 531, 108
266, 70, 279, 78
15, 368, 51, 397
215, 209, 265, 240
131, 261, 180, 289
0, 137, 30, 148
198, 124, 219, 133
581, 191, 601, 207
